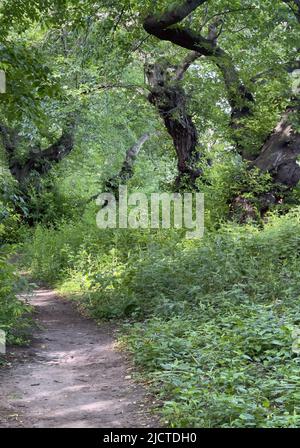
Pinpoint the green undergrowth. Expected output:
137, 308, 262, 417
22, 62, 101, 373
0, 248, 33, 365
21, 208, 300, 427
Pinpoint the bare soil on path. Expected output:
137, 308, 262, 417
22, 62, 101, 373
0, 288, 159, 428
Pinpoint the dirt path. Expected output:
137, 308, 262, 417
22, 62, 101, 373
0, 288, 159, 428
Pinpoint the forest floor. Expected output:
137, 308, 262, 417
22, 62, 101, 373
0, 287, 159, 428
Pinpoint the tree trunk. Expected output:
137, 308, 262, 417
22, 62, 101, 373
0, 115, 77, 223
253, 101, 300, 188
145, 62, 202, 190
0, 115, 77, 188
229, 99, 300, 221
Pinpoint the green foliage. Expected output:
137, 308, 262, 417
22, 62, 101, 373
0, 249, 32, 353
118, 211, 300, 427
124, 309, 300, 428
0, 203, 23, 243
22, 208, 300, 427
0, 169, 29, 243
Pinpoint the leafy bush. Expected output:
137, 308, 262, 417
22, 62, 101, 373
0, 201, 27, 244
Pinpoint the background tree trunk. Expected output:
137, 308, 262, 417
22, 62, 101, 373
89, 132, 152, 206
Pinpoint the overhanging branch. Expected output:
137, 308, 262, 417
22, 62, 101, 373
143, 1, 254, 153
144, 0, 207, 31
283, 0, 300, 23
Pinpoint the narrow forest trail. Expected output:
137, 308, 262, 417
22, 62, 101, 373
0, 288, 159, 428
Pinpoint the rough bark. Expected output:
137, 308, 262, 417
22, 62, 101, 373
143, 0, 207, 31
253, 102, 300, 187
145, 58, 202, 190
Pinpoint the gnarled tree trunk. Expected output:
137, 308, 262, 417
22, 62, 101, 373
253, 101, 300, 188
0, 114, 77, 223
0, 115, 77, 188
145, 60, 201, 190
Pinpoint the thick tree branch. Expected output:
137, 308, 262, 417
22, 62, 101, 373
145, 0, 300, 215
113, 132, 151, 184
283, 0, 300, 23
252, 101, 300, 187
175, 50, 201, 80
144, 0, 207, 31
